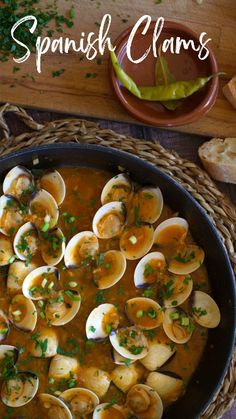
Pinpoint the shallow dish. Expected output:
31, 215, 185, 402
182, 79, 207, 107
109, 20, 219, 127
0, 143, 235, 419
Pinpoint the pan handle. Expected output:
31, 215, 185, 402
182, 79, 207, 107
0, 103, 44, 141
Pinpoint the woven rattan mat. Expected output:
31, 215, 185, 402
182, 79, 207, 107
0, 103, 235, 418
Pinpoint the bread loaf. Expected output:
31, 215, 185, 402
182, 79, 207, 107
223, 76, 236, 109
198, 138, 236, 184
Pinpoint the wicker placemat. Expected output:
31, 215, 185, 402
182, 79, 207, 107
0, 103, 235, 418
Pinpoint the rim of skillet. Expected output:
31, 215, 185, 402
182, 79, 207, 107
0, 142, 235, 418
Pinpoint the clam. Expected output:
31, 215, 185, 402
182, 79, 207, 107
61, 388, 99, 417
29, 189, 59, 230
40, 170, 66, 206
0, 345, 19, 378
154, 217, 188, 247
93, 250, 126, 289
45, 290, 81, 326
101, 173, 132, 205
38, 393, 73, 419
3, 165, 35, 201
9, 294, 37, 332
13, 222, 39, 261
109, 326, 148, 360
163, 308, 194, 344
111, 364, 140, 393
22, 266, 59, 300
162, 274, 193, 308
7, 260, 37, 294
134, 252, 166, 288
140, 340, 176, 371
29, 327, 58, 357
81, 367, 111, 398
49, 354, 79, 380
0, 310, 9, 342
64, 231, 99, 269
129, 187, 163, 224
1, 371, 39, 407
112, 349, 136, 365
86, 303, 119, 340
146, 371, 184, 404
126, 297, 163, 330
92, 202, 126, 239
126, 384, 163, 419
0, 195, 24, 236
93, 403, 126, 419
0, 235, 14, 266
41, 227, 66, 266
120, 224, 154, 260
168, 244, 205, 275
192, 291, 221, 328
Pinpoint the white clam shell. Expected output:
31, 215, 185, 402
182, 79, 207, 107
0, 235, 14, 266
126, 384, 163, 419
40, 170, 66, 206
134, 252, 166, 288
0, 310, 10, 342
101, 174, 132, 205
93, 250, 126, 289
7, 260, 38, 294
126, 297, 164, 330
41, 227, 66, 266
9, 294, 37, 332
29, 189, 59, 230
163, 308, 194, 344
120, 224, 154, 260
45, 290, 81, 326
64, 231, 99, 269
92, 201, 126, 239
192, 291, 221, 328
154, 217, 188, 246
163, 274, 193, 308
134, 186, 163, 224
61, 387, 99, 417
0, 195, 24, 236
13, 222, 39, 261
1, 372, 39, 407
29, 327, 58, 358
168, 244, 205, 275
38, 393, 73, 419
109, 326, 148, 360
49, 354, 79, 379
86, 303, 119, 340
146, 371, 184, 404
22, 266, 59, 300
3, 166, 34, 199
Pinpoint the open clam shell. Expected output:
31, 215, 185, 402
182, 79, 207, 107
38, 393, 73, 419
1, 371, 39, 407
13, 222, 39, 261
92, 201, 126, 239
3, 165, 35, 201
93, 403, 126, 419
0, 310, 10, 342
29, 327, 58, 358
162, 274, 193, 308
7, 260, 38, 294
168, 244, 205, 275
41, 227, 66, 266
109, 326, 149, 360
154, 217, 188, 247
112, 349, 136, 365
45, 290, 81, 326
0, 345, 19, 378
126, 384, 163, 419
49, 354, 79, 380
126, 297, 163, 330
86, 303, 119, 340
40, 170, 66, 206
163, 308, 194, 344
129, 187, 163, 224
120, 224, 154, 260
64, 231, 99, 269
9, 294, 37, 332
134, 252, 166, 288
61, 387, 99, 417
29, 189, 59, 230
101, 173, 132, 205
22, 266, 59, 300
192, 291, 221, 328
0, 195, 24, 236
0, 235, 14, 266
93, 250, 126, 289
146, 371, 184, 404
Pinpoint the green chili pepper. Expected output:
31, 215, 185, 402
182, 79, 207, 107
110, 50, 223, 102
155, 51, 180, 110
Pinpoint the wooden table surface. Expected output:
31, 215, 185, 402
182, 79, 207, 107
1, 107, 236, 418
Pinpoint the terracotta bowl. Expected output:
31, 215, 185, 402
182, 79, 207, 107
109, 20, 219, 127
